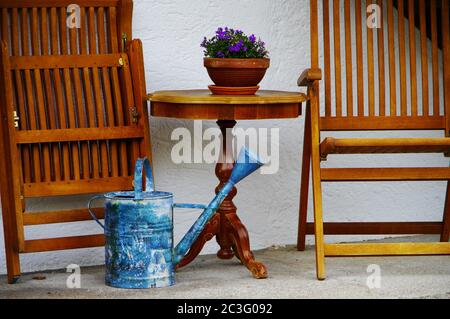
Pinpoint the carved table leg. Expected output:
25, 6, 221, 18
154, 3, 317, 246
215, 120, 268, 278
226, 214, 268, 279
215, 120, 237, 260
178, 119, 268, 278
175, 214, 219, 270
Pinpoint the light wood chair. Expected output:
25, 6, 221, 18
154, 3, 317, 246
297, 0, 450, 280
0, 0, 152, 283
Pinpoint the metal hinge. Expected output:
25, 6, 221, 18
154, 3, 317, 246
130, 107, 139, 124
122, 33, 128, 52
13, 111, 19, 128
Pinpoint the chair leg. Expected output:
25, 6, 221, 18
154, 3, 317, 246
297, 104, 312, 251
1, 205, 21, 284
5, 249, 21, 284
309, 84, 326, 280
441, 181, 450, 242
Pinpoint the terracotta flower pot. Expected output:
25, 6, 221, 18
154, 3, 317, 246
204, 58, 270, 87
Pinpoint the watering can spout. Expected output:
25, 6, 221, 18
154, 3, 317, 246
173, 148, 264, 266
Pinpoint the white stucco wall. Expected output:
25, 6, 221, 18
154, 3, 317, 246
0, 0, 447, 275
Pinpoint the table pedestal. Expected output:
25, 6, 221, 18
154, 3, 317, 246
176, 120, 268, 279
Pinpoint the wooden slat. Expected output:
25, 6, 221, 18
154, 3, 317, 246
1, 8, 8, 50
320, 137, 450, 155
12, 8, 31, 183
305, 222, 443, 235
355, 0, 364, 116
43, 68, 62, 182
40, 8, 60, 182
9, 53, 126, 69
387, 0, 396, 116
333, 0, 342, 117
311, 0, 319, 68
109, 6, 129, 176
59, 7, 68, 54
0, 38, 24, 277
322, 0, 331, 117
60, 7, 81, 181
33, 69, 52, 182
50, 7, 72, 181
23, 235, 105, 253
419, 0, 429, 116
117, 0, 133, 51
89, 6, 110, 178
78, 6, 96, 180
320, 116, 445, 130
366, 0, 375, 116
121, 61, 140, 166
377, 0, 385, 116
10, 8, 18, 54
398, 0, 407, 116
408, 0, 418, 116
31, 8, 53, 183
321, 167, 450, 181
24, 176, 133, 197
324, 242, 450, 256
0, 1, 119, 8
16, 126, 144, 144
443, 0, 450, 135
22, 8, 42, 183
68, 25, 89, 180
99, 6, 120, 178
344, 0, 353, 117
23, 208, 104, 225
430, 0, 439, 117
128, 39, 153, 175
68, 13, 78, 55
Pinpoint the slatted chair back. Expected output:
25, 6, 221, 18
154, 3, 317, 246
310, 0, 449, 133
299, 0, 450, 280
0, 0, 152, 283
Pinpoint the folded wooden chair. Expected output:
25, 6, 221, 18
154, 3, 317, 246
0, 0, 152, 283
297, 0, 450, 280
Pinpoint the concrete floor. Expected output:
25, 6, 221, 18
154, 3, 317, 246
0, 235, 449, 299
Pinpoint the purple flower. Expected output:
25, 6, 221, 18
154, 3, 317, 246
216, 27, 228, 40
201, 27, 269, 58
229, 39, 244, 53
200, 37, 208, 47
228, 44, 238, 52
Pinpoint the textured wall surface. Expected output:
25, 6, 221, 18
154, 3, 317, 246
0, 0, 447, 274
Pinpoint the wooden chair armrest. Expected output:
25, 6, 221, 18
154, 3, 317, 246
297, 68, 322, 87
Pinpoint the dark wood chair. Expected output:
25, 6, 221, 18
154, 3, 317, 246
0, 0, 152, 283
297, 0, 450, 280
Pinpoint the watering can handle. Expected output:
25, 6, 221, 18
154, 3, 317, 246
134, 157, 155, 199
88, 195, 105, 230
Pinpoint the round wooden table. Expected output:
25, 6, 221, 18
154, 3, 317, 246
148, 89, 306, 278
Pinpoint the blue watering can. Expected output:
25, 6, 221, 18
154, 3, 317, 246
88, 147, 264, 289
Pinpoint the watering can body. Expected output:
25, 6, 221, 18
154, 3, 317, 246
102, 190, 176, 288
88, 148, 264, 289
